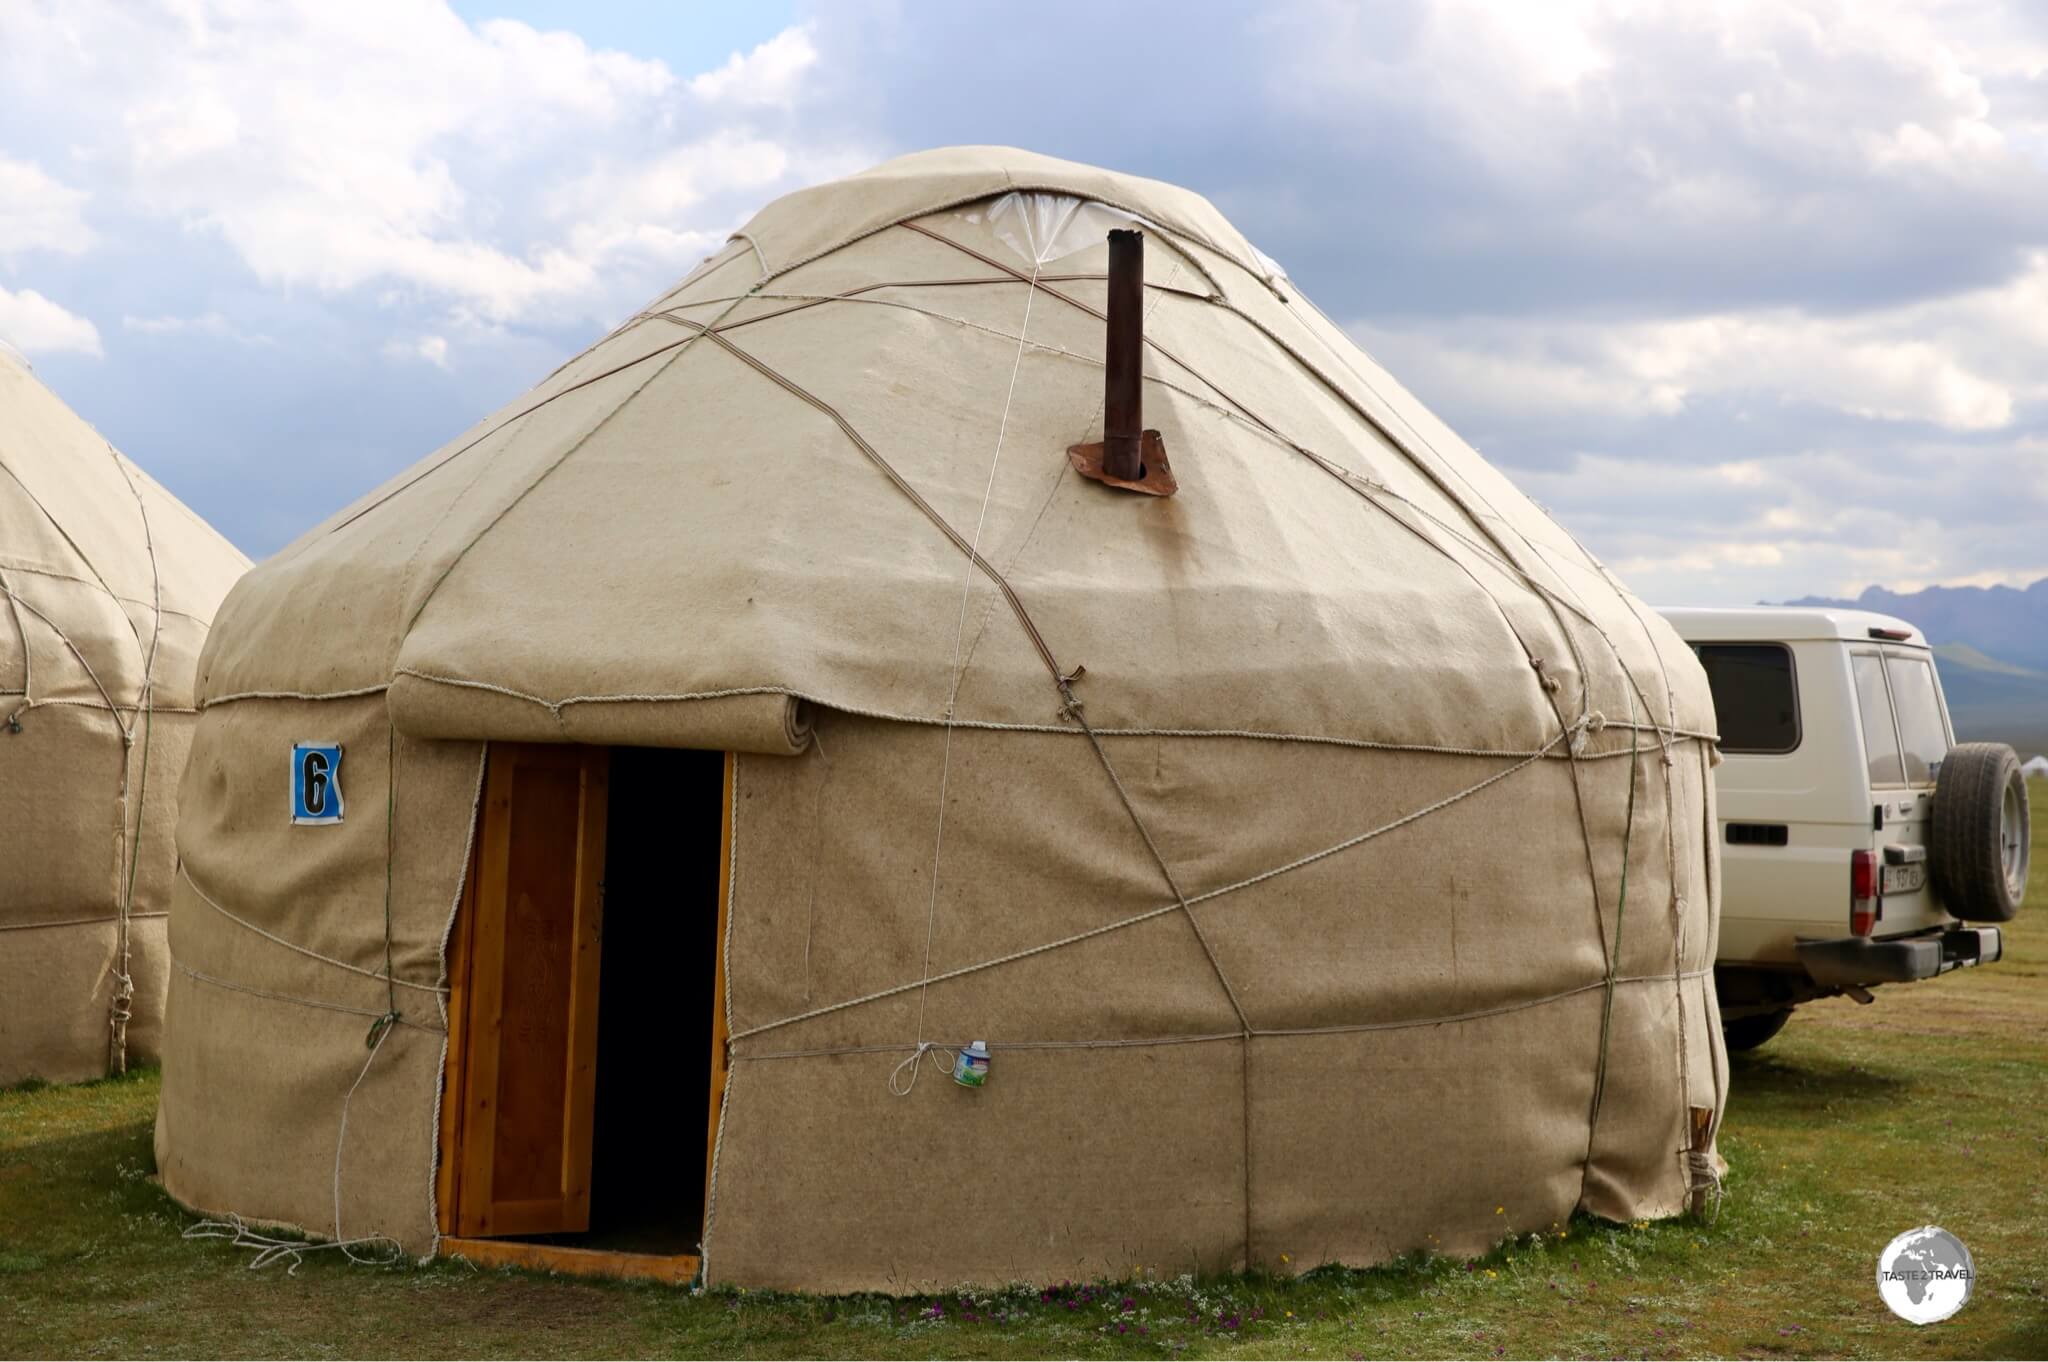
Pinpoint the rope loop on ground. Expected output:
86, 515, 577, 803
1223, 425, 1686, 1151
183, 1213, 405, 1275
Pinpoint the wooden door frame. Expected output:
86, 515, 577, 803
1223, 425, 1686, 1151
703, 751, 734, 1231
437, 744, 735, 1283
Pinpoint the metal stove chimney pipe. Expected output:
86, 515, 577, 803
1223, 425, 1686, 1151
1102, 229, 1145, 481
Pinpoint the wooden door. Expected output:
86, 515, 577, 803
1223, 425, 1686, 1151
442, 742, 608, 1238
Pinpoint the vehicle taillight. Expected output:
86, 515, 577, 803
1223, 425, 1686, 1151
1850, 848, 1880, 936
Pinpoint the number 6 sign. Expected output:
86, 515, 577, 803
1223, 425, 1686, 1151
290, 742, 345, 825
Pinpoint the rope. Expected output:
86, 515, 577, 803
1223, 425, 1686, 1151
0, 558, 211, 621
203, 683, 394, 709
1585, 688, 1642, 1131
0, 586, 127, 718
178, 864, 446, 996
675, 322, 1070, 686
173, 961, 444, 1033
1597, 555, 1722, 1200
106, 446, 165, 1075
892, 252, 1046, 1097
736, 970, 1713, 1062
731, 731, 1567, 1045
182, 1212, 403, 1274
387, 665, 1711, 752
0, 910, 169, 932
0, 563, 28, 716
0, 694, 195, 717
0, 434, 173, 1077
369, 722, 401, 1048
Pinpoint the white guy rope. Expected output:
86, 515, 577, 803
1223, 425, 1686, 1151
892, 252, 1047, 1098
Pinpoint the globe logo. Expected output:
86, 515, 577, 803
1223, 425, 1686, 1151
1877, 1226, 1974, 1324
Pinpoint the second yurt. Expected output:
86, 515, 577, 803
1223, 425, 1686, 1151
157, 147, 1725, 1290
1, 344, 249, 1085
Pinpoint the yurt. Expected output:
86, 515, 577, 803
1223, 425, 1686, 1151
158, 147, 1726, 1291
1, 344, 249, 1085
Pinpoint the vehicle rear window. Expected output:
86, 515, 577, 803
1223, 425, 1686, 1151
1885, 653, 1949, 784
1694, 644, 1799, 753
1852, 652, 1906, 785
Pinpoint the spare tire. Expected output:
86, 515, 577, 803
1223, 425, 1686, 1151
1930, 742, 2030, 922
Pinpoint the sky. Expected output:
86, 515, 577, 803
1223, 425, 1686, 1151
3, 0, 2046, 605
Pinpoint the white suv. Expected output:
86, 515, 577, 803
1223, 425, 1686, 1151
1659, 606, 2029, 1050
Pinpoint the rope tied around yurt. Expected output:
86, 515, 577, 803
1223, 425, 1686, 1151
112, 447, 165, 1073
177, 863, 448, 997
1585, 687, 1641, 1127
0, 442, 171, 1074
729, 726, 1575, 1048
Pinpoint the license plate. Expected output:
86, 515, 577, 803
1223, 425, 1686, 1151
1883, 862, 1927, 896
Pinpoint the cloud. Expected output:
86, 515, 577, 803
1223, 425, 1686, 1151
381, 332, 452, 369
1500, 438, 2048, 605
122, 311, 274, 345
1351, 291, 2024, 438
1204, 0, 2048, 318
0, 4, 844, 326
689, 25, 820, 108
0, 286, 102, 356
3, 0, 2044, 609
0, 156, 93, 257
547, 129, 869, 278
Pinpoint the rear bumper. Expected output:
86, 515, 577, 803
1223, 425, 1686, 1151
1796, 926, 2003, 988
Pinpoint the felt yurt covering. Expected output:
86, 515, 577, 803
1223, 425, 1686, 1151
1, 345, 248, 1085
157, 147, 1726, 1290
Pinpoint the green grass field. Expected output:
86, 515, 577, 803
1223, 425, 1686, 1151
4, 782, 2044, 1360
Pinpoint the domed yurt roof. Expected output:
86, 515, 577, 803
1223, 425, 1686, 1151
1, 345, 248, 1083
161, 147, 1726, 1291
203, 146, 1710, 754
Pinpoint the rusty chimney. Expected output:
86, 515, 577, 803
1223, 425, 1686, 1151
1101, 228, 1146, 481
1065, 227, 1176, 495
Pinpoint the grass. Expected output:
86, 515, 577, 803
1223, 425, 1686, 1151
4, 782, 2045, 1360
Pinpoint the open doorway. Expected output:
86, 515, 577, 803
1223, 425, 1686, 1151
437, 742, 731, 1280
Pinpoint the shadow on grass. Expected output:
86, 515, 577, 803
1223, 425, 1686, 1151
1, 1063, 159, 1096
1983, 1314, 2048, 1361
1725, 1047, 1912, 1113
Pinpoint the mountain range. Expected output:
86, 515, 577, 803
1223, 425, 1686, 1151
1780, 577, 2048, 758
